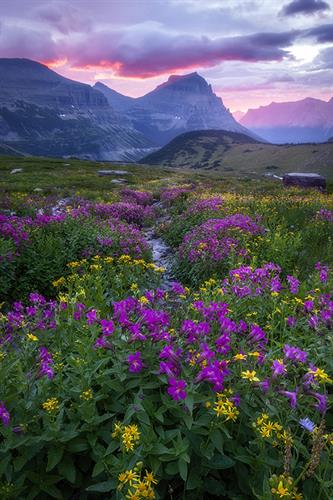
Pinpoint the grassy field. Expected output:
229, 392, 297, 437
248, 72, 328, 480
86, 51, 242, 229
1, 154, 333, 198
141, 130, 333, 180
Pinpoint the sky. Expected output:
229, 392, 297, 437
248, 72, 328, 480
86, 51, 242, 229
0, 0, 333, 111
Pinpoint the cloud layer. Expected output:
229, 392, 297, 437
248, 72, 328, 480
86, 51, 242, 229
281, 0, 331, 16
0, 0, 332, 110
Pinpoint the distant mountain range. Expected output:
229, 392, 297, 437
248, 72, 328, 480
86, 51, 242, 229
0, 59, 253, 161
240, 97, 333, 143
140, 129, 333, 179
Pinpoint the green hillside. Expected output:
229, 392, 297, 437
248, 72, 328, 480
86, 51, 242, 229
140, 129, 333, 179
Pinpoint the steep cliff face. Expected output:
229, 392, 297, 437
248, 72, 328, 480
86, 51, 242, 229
124, 72, 254, 144
0, 59, 153, 160
93, 82, 135, 112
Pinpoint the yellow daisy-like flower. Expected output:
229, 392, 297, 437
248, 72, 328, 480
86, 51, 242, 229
309, 367, 333, 384
233, 353, 247, 361
27, 333, 38, 341
241, 370, 260, 382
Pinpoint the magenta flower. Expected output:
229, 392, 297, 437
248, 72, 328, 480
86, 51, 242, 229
127, 351, 143, 373
0, 402, 10, 426
38, 347, 54, 379
308, 391, 327, 414
286, 275, 300, 295
271, 359, 287, 378
167, 378, 187, 401
101, 319, 114, 336
287, 316, 297, 327
258, 378, 270, 393
283, 345, 308, 363
86, 309, 98, 325
279, 389, 298, 409
94, 335, 112, 350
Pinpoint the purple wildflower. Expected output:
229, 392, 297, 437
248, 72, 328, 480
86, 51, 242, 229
299, 417, 315, 432
287, 275, 300, 295
283, 345, 308, 363
271, 359, 287, 378
167, 378, 187, 401
309, 391, 327, 414
0, 402, 10, 426
86, 309, 98, 325
127, 351, 143, 373
279, 389, 298, 409
100, 319, 114, 336
38, 347, 54, 379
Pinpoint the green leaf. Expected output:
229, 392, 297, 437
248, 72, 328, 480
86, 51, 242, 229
58, 457, 76, 483
46, 447, 64, 472
86, 480, 114, 492
92, 461, 105, 477
40, 484, 62, 499
210, 429, 224, 453
178, 458, 188, 481
150, 443, 172, 455
203, 453, 235, 470
186, 467, 202, 490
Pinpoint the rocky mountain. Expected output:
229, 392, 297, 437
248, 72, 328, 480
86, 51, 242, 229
0, 58, 153, 160
240, 97, 333, 144
120, 72, 258, 145
0, 59, 259, 161
93, 82, 135, 112
140, 129, 333, 178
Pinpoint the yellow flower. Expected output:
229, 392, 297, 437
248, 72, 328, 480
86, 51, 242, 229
118, 469, 139, 486
139, 296, 149, 305
42, 398, 60, 413
121, 424, 141, 452
52, 276, 65, 287
130, 283, 139, 291
309, 367, 333, 384
112, 422, 123, 438
248, 351, 261, 358
233, 353, 247, 361
80, 389, 93, 400
144, 471, 158, 486
241, 370, 260, 382
27, 333, 38, 341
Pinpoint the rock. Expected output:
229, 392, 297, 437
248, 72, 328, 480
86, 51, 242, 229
98, 169, 129, 176
110, 179, 126, 184
10, 168, 23, 174
283, 173, 326, 190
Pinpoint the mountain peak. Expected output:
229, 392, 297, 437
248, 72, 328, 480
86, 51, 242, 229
155, 72, 211, 93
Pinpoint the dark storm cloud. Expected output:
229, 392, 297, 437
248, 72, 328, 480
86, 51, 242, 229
280, 0, 331, 16
306, 23, 333, 41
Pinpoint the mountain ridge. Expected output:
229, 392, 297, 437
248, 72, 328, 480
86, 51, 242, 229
240, 96, 333, 143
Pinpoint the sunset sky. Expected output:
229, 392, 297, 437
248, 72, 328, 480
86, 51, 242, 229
1, 0, 333, 111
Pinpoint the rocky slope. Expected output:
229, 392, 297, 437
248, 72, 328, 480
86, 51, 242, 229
0, 59, 258, 160
241, 97, 333, 144
123, 72, 257, 145
0, 59, 153, 160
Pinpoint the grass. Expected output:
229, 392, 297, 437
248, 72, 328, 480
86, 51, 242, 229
2, 155, 332, 199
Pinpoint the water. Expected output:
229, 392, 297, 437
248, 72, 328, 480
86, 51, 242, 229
144, 202, 175, 289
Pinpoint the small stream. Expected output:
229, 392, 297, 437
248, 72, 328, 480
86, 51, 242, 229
144, 201, 175, 290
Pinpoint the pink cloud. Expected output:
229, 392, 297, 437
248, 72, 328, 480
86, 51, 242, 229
61, 29, 298, 78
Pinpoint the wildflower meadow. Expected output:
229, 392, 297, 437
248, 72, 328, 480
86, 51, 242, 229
0, 166, 332, 500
